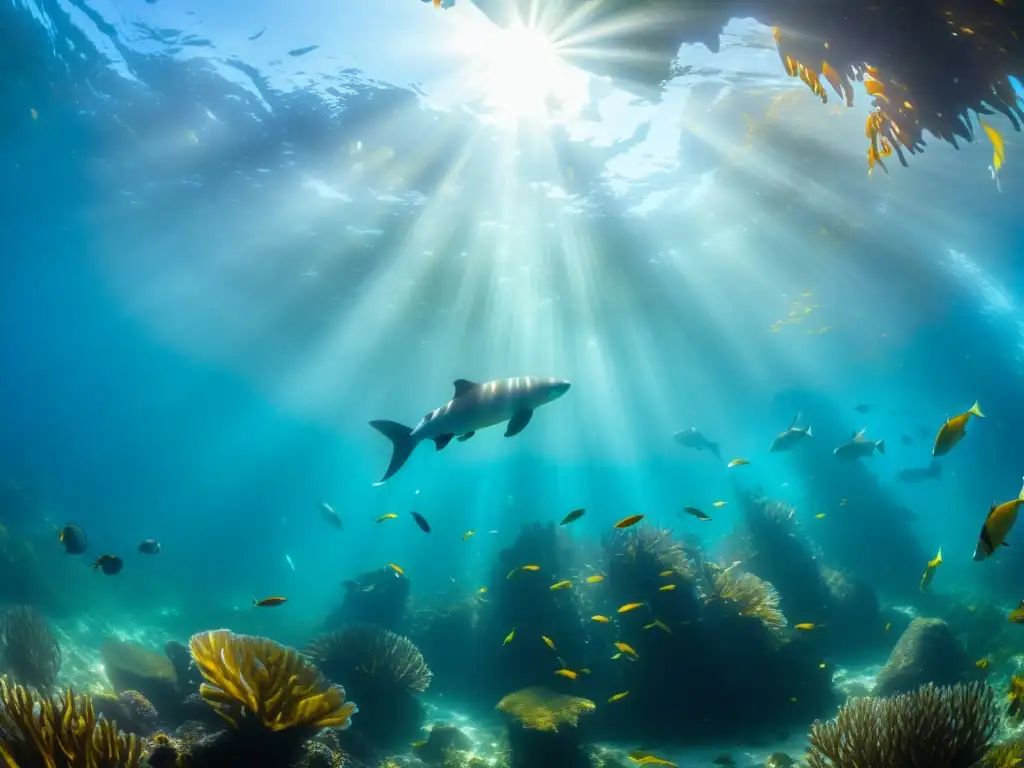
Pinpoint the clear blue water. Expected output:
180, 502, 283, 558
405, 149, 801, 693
2, 0, 1024, 762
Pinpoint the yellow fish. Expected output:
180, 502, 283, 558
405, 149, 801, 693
933, 401, 984, 457
586, 575, 605, 584
411, 739, 428, 748
388, 563, 404, 575
614, 641, 639, 658
794, 623, 817, 631
592, 615, 611, 623
659, 584, 677, 592
974, 478, 1024, 560
980, 118, 1006, 172
885, 622, 892, 633
503, 629, 515, 646
629, 753, 677, 767
614, 514, 645, 529
976, 657, 991, 670
542, 636, 556, 650
727, 459, 750, 468
643, 619, 672, 634
920, 547, 942, 591
815, 513, 826, 519
819, 663, 827, 669
608, 691, 630, 703
554, 669, 577, 680
477, 587, 488, 594
550, 580, 573, 591
462, 529, 476, 540
618, 602, 645, 613
520, 564, 541, 572
659, 570, 675, 577
375, 513, 398, 523
712, 501, 728, 508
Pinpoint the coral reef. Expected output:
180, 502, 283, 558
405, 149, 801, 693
806, 682, 998, 768
0, 676, 143, 767
0, 605, 61, 691
322, 567, 411, 632
873, 617, 976, 697
186, 629, 356, 766
497, 687, 595, 768
978, 741, 1024, 768
306, 624, 430, 749
408, 598, 482, 703
702, 564, 787, 634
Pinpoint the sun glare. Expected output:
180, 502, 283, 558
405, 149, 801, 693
444, 18, 590, 124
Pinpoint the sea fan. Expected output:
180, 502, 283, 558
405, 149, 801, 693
306, 624, 432, 693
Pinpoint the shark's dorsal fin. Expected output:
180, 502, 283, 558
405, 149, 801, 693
789, 412, 800, 430
453, 379, 480, 398
853, 428, 867, 441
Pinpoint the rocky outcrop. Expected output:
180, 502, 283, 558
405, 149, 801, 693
873, 617, 975, 697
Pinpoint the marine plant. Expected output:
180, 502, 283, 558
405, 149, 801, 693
979, 741, 1024, 768
189, 629, 357, 732
305, 624, 429, 749
806, 682, 997, 768
0, 676, 143, 767
306, 624, 432, 693
604, 524, 695, 582
0, 605, 61, 691
496, 687, 595, 732
1008, 675, 1024, 720
703, 564, 787, 634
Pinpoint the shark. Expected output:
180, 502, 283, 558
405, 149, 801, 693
672, 426, 721, 461
369, 376, 571, 484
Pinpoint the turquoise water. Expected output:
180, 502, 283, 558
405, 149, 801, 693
2, 0, 1024, 765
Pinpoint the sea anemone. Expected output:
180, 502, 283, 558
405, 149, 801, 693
496, 687, 595, 732
306, 624, 432, 693
806, 682, 998, 768
189, 629, 357, 732
0, 605, 61, 691
0, 676, 143, 767
704, 565, 787, 634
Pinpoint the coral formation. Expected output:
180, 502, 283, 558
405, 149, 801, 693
806, 682, 998, 768
307, 624, 432, 693
872, 617, 976, 697
0, 605, 61, 691
979, 741, 1024, 768
496, 687, 595, 732
703, 564, 787, 634
0, 676, 143, 767
190, 628, 356, 732
306, 624, 429, 749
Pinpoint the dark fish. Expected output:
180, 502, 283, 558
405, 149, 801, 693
253, 596, 288, 607
248, 28, 266, 41
683, 506, 712, 521
901, 434, 914, 446
138, 539, 161, 554
287, 45, 319, 57
410, 511, 431, 533
91, 555, 123, 575
672, 426, 722, 460
56, 523, 87, 555
560, 508, 585, 525
318, 501, 343, 530
854, 404, 872, 414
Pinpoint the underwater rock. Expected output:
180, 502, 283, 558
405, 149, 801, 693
413, 723, 474, 763
873, 617, 976, 697
164, 638, 202, 690
146, 732, 180, 768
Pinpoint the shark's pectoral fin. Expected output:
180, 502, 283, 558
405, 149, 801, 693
457, 432, 475, 442
505, 409, 534, 437
434, 434, 455, 450
453, 379, 480, 398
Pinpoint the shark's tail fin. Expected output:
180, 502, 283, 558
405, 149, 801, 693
708, 441, 721, 461
369, 420, 418, 484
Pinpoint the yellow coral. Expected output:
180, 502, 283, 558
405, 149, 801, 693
496, 687, 595, 732
981, 740, 1024, 768
0, 676, 142, 767
710, 567, 787, 633
189, 629, 357, 732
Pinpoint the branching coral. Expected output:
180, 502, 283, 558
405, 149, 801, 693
496, 687, 595, 732
0, 605, 61, 691
306, 624, 432, 693
189, 629, 357, 732
704, 565, 787, 633
0, 676, 142, 767
806, 682, 997, 768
